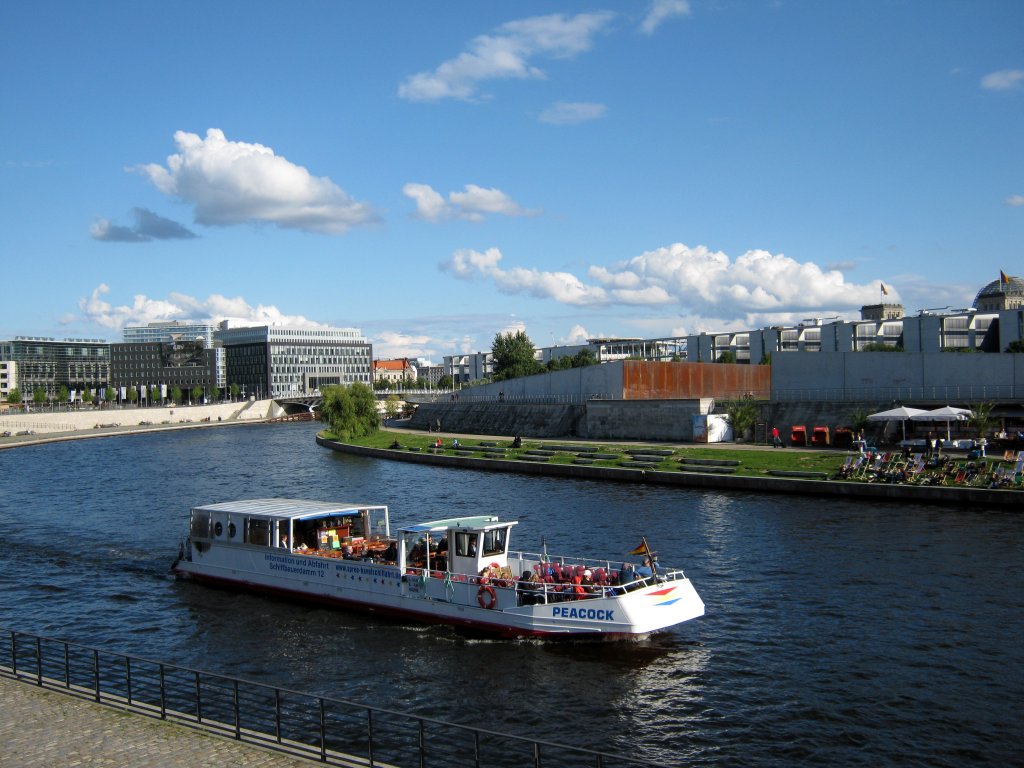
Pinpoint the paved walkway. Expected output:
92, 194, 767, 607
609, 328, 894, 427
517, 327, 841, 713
0, 676, 319, 768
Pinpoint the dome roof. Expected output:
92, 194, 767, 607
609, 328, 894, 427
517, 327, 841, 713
974, 274, 1024, 307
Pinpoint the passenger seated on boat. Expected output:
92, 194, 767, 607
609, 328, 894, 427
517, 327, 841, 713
279, 535, 289, 549
517, 569, 540, 605
381, 541, 398, 562
636, 557, 654, 579
342, 545, 356, 560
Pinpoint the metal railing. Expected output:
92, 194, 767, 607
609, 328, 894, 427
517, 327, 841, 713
1, 627, 658, 768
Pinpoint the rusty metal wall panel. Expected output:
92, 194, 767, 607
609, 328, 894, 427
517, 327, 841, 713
622, 361, 770, 400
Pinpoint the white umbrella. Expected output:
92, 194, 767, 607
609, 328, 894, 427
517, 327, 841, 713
867, 406, 929, 441
909, 406, 973, 442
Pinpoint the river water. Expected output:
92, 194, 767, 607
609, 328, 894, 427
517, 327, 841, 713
0, 422, 1020, 766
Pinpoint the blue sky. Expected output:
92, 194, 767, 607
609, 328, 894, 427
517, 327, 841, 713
2, 1, 1021, 360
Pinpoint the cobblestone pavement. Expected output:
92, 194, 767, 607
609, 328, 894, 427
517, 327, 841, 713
0, 676, 320, 768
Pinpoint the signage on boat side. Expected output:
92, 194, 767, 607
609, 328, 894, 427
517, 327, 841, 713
334, 562, 394, 580
551, 606, 615, 621
265, 553, 328, 579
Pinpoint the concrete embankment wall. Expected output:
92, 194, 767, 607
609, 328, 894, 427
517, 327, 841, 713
317, 437, 1021, 508
0, 399, 279, 434
408, 400, 709, 441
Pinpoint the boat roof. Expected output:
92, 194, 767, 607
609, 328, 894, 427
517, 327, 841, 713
398, 515, 510, 534
194, 499, 386, 521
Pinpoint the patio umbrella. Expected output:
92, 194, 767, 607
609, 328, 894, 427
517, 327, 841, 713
909, 406, 973, 442
867, 406, 929, 441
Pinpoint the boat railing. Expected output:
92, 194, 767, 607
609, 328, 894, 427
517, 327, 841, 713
1, 626, 663, 768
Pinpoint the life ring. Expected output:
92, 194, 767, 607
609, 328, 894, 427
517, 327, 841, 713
477, 584, 497, 609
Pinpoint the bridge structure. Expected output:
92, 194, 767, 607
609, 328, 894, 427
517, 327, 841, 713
274, 389, 457, 416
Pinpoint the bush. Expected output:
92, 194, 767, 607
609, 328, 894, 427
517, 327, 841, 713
319, 382, 380, 439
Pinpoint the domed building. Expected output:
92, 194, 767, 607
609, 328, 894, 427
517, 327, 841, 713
974, 273, 1024, 312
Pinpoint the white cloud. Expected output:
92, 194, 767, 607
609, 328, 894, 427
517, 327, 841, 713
398, 12, 614, 102
372, 330, 436, 360
133, 129, 376, 235
538, 101, 608, 125
442, 247, 609, 305
403, 183, 538, 221
562, 324, 591, 344
640, 0, 691, 35
980, 69, 1024, 91
1006, 194, 1024, 206
441, 242, 896, 323
77, 284, 325, 331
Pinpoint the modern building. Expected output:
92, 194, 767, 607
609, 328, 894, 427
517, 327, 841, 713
1, 336, 110, 401
215, 324, 372, 399
109, 339, 224, 403
0, 359, 17, 401
122, 320, 219, 347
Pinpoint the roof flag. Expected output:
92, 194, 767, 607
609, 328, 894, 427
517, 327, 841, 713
880, 282, 888, 296
1000, 270, 1009, 284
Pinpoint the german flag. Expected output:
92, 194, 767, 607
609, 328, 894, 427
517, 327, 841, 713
880, 282, 888, 296
628, 539, 650, 556
1001, 270, 1010, 284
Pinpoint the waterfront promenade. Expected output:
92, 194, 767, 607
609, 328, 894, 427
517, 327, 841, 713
0, 675, 318, 768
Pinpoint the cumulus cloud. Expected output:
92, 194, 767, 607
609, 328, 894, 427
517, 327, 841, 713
538, 101, 607, 125
441, 242, 895, 323
639, 0, 691, 35
980, 69, 1024, 91
91, 207, 197, 242
398, 12, 614, 102
562, 324, 591, 344
133, 129, 376, 235
77, 284, 325, 331
1006, 194, 1024, 206
442, 247, 609, 305
403, 183, 538, 221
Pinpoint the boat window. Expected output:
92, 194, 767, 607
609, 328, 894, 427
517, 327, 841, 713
228, 522, 237, 538
214, 521, 223, 537
454, 532, 478, 557
245, 518, 271, 546
482, 529, 506, 557
190, 510, 211, 540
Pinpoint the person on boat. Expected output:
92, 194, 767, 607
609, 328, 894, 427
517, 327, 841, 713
279, 535, 289, 549
517, 569, 540, 606
342, 545, 356, 559
381, 540, 398, 562
636, 557, 654, 580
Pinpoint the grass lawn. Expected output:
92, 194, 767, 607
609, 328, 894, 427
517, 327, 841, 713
321, 429, 850, 478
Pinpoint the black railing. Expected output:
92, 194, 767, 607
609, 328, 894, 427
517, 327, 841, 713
1, 627, 659, 768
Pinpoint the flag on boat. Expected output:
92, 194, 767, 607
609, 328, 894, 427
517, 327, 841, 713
1000, 269, 1010, 284
629, 539, 650, 556
880, 282, 888, 296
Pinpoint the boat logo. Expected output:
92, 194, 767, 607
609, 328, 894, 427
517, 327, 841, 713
646, 585, 682, 607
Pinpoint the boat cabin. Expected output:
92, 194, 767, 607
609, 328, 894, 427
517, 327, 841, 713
397, 516, 517, 578
188, 499, 391, 555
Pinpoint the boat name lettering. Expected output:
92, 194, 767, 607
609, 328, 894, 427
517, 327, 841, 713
551, 607, 615, 621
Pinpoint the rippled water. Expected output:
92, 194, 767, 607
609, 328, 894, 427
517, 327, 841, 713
0, 423, 1020, 765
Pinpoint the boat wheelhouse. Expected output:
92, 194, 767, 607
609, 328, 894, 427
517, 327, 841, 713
172, 499, 704, 638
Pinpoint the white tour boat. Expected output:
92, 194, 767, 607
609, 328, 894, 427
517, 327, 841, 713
171, 499, 705, 639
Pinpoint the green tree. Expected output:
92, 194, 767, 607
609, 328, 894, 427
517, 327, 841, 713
104, 386, 116, 403
847, 408, 870, 435
150, 385, 160, 403
33, 388, 46, 406
171, 386, 183, 405
967, 402, 995, 439
374, 378, 391, 391
1005, 339, 1024, 353
191, 386, 203, 404
211, 386, 220, 402
860, 342, 902, 352
717, 350, 737, 364
759, 353, 772, 365
126, 387, 138, 405
545, 356, 572, 372
572, 349, 598, 368
82, 389, 94, 404
6, 387, 21, 404
437, 374, 454, 390
319, 382, 380, 439
230, 383, 240, 401
492, 330, 543, 381
416, 377, 430, 389
724, 395, 759, 441
384, 393, 401, 419
670, 353, 682, 362
58, 385, 70, 404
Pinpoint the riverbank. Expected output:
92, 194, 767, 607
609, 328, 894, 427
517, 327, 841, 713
0, 399, 282, 450
318, 429, 1022, 508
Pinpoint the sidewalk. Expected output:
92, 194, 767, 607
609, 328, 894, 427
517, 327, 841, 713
0, 676, 318, 768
